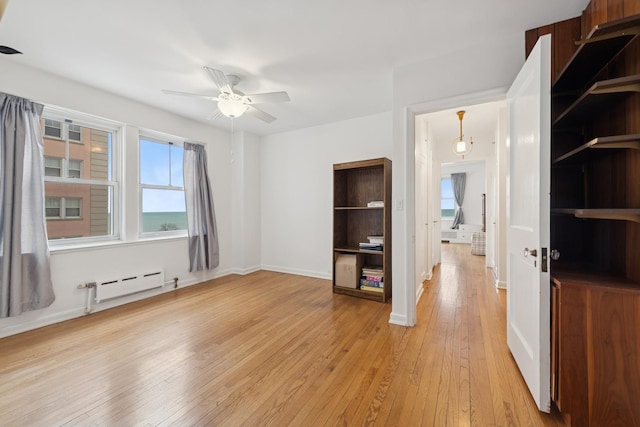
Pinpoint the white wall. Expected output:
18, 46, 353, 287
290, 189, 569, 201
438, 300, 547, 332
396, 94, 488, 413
441, 161, 486, 229
231, 131, 262, 274
260, 113, 393, 278
0, 60, 237, 337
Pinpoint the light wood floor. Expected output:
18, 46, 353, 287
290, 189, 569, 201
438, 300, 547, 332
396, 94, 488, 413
0, 244, 564, 426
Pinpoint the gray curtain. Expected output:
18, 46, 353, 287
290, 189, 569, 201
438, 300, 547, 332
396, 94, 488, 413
0, 93, 55, 318
450, 172, 466, 229
183, 142, 219, 272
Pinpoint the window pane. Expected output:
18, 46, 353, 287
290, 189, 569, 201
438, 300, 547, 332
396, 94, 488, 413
68, 124, 82, 142
441, 178, 454, 198
43, 122, 112, 182
140, 139, 169, 185
141, 188, 187, 233
68, 159, 82, 178
44, 119, 62, 139
45, 183, 113, 239
170, 144, 184, 187
45, 197, 60, 218
44, 157, 61, 177
65, 198, 81, 217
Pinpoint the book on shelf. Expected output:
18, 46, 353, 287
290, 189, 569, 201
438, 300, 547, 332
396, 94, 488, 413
359, 242, 383, 251
360, 284, 384, 293
366, 201, 384, 208
360, 278, 383, 288
362, 266, 383, 276
364, 275, 383, 282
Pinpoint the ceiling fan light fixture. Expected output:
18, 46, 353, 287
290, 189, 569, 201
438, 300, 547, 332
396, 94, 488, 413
451, 110, 473, 157
217, 93, 247, 118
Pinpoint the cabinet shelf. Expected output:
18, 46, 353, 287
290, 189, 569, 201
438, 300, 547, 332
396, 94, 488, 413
334, 247, 384, 255
552, 208, 640, 222
553, 134, 640, 163
552, 266, 640, 293
553, 14, 640, 93
553, 74, 640, 127
334, 206, 383, 211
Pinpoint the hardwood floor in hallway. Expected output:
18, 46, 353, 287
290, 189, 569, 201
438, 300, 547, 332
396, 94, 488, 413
0, 244, 564, 426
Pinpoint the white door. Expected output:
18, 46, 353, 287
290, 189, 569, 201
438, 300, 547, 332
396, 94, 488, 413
506, 34, 551, 412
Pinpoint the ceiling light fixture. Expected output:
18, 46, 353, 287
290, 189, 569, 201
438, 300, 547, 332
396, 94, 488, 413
217, 92, 248, 118
452, 110, 473, 157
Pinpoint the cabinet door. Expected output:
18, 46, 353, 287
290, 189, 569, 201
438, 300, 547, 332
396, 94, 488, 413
506, 34, 552, 412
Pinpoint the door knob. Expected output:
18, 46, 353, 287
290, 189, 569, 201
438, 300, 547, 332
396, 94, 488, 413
550, 249, 560, 261
524, 248, 537, 257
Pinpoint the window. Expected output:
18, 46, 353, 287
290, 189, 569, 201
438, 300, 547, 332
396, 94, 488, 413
45, 197, 82, 219
43, 119, 83, 143
45, 197, 61, 218
44, 119, 62, 139
65, 198, 81, 218
441, 177, 455, 218
139, 137, 186, 234
44, 157, 62, 177
68, 159, 82, 178
44, 156, 82, 178
68, 124, 82, 143
42, 108, 119, 242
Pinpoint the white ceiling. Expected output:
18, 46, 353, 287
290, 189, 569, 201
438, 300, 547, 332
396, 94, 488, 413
0, 0, 587, 135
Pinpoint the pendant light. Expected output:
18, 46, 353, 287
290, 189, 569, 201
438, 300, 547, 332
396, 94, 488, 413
452, 110, 473, 157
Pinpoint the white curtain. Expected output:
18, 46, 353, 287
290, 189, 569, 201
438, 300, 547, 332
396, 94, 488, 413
450, 172, 466, 229
183, 142, 219, 272
0, 93, 55, 318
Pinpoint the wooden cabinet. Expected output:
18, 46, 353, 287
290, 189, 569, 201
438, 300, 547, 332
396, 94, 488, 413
529, 8, 640, 426
552, 274, 640, 427
332, 158, 391, 302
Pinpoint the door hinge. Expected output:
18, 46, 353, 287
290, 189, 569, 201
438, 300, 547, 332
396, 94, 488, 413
541, 248, 548, 272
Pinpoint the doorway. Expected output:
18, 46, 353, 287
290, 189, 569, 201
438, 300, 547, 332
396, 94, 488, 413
414, 100, 507, 307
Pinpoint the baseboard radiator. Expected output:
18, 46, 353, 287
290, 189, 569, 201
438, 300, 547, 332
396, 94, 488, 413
95, 270, 165, 303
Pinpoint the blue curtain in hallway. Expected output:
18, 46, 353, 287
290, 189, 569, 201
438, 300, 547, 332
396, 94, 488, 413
0, 93, 55, 318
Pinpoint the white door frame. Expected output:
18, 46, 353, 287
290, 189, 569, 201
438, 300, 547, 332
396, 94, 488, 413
405, 88, 507, 323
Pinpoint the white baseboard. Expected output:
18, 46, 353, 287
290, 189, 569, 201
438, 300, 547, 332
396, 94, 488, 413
231, 265, 262, 275
495, 279, 507, 289
416, 285, 424, 304
261, 264, 331, 280
0, 307, 87, 339
389, 312, 409, 326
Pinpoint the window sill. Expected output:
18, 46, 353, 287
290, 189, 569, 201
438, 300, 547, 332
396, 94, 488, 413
49, 233, 188, 255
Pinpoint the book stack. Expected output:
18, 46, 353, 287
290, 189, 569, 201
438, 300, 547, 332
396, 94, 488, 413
358, 235, 384, 251
367, 200, 384, 208
360, 266, 383, 293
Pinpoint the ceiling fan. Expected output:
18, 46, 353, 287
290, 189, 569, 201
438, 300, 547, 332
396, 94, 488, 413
162, 67, 290, 123
0, 0, 22, 55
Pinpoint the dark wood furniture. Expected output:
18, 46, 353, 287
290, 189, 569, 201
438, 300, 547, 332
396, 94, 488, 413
527, 4, 640, 426
332, 158, 392, 302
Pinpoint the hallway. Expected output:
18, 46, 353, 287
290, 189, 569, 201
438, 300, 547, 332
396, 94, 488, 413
415, 242, 563, 425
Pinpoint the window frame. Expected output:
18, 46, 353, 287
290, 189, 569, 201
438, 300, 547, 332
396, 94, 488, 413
43, 106, 122, 246
138, 133, 187, 238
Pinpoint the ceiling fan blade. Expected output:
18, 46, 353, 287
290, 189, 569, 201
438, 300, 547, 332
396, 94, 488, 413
203, 66, 231, 93
161, 89, 218, 101
246, 105, 276, 124
243, 91, 290, 105
0, 46, 21, 54
206, 110, 223, 121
